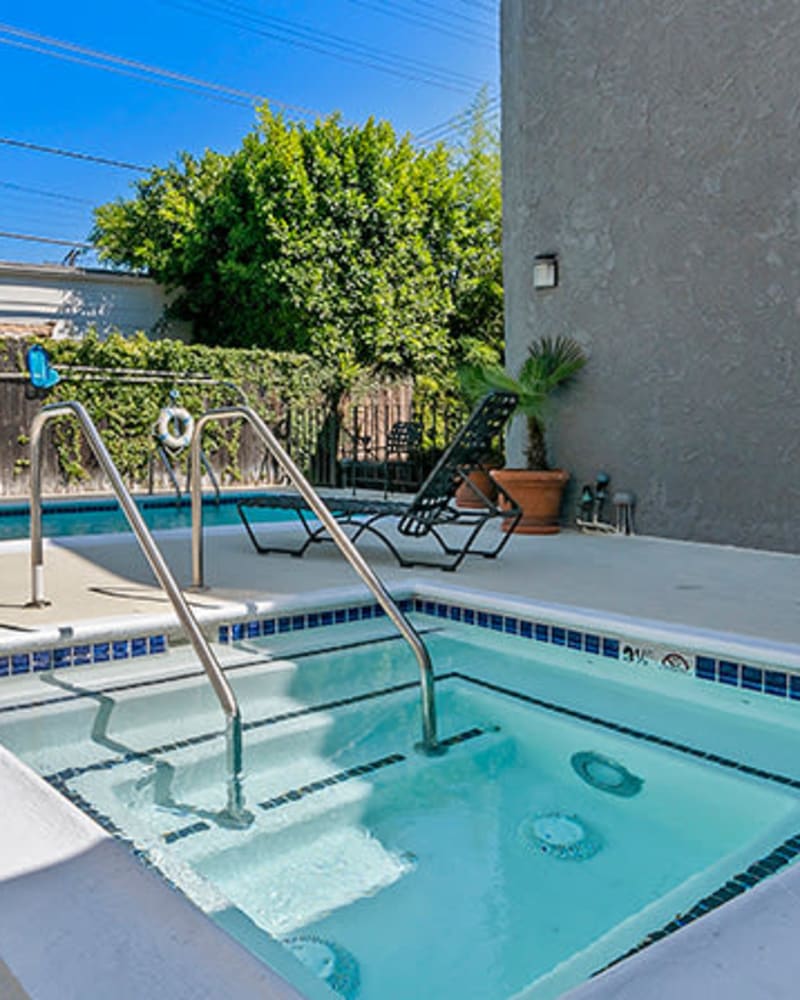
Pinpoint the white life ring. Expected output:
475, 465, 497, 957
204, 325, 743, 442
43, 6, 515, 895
156, 406, 195, 451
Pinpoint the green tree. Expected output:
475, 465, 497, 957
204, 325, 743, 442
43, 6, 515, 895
448, 88, 504, 368
92, 100, 502, 398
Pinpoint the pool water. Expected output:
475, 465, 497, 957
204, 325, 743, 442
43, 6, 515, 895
0, 491, 294, 540
2, 622, 800, 1000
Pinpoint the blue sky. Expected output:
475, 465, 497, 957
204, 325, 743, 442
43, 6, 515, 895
0, 1, 499, 265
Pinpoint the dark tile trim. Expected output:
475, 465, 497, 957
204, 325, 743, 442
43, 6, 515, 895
41, 675, 457, 786
163, 820, 211, 844
455, 672, 800, 792
594, 831, 800, 977
258, 753, 406, 812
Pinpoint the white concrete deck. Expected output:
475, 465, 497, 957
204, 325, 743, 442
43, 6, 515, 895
1, 519, 799, 999
2, 521, 798, 646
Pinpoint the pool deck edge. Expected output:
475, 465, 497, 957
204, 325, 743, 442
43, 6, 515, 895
0, 745, 308, 1000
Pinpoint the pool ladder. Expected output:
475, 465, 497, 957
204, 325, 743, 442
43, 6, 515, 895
26, 400, 251, 827
26, 402, 443, 826
190, 405, 441, 757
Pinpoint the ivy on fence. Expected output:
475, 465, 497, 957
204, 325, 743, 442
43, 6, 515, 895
23, 332, 338, 487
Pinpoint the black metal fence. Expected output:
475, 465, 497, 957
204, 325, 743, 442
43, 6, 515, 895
283, 397, 467, 491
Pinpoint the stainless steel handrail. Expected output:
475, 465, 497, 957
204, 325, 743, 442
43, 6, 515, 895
27, 401, 251, 827
190, 405, 442, 755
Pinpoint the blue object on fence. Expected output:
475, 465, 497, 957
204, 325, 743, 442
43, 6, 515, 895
26, 345, 60, 395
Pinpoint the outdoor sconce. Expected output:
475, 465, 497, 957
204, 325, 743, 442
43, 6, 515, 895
533, 254, 558, 290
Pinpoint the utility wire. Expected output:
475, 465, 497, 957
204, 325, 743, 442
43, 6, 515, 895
0, 22, 320, 117
0, 35, 258, 109
0, 180, 94, 205
169, 0, 483, 82
0, 201, 92, 225
455, 0, 498, 13
0, 231, 93, 249
417, 103, 499, 143
0, 209, 91, 231
161, 0, 480, 93
415, 95, 499, 143
387, 0, 496, 34
344, 0, 493, 46
0, 136, 148, 172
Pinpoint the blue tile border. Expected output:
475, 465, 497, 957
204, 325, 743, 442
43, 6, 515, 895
0, 632, 169, 679
212, 595, 800, 709
5, 591, 793, 714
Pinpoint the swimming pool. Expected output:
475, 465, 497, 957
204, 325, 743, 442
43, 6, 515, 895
3, 603, 800, 1000
0, 491, 295, 540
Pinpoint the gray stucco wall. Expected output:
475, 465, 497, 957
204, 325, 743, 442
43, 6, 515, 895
502, 0, 800, 553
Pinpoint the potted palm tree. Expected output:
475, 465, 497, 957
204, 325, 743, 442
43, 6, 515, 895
459, 335, 587, 533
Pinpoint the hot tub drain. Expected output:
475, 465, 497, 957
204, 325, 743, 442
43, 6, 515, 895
519, 812, 601, 861
282, 935, 360, 999
571, 751, 643, 798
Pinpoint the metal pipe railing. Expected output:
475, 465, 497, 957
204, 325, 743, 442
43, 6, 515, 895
27, 401, 251, 827
190, 405, 442, 756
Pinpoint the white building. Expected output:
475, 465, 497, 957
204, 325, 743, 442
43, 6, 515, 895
0, 260, 190, 340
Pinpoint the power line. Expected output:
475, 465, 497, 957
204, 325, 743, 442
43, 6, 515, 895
451, 0, 498, 15
161, 0, 480, 93
169, 0, 484, 84
0, 208, 91, 231
0, 22, 321, 117
0, 200, 92, 226
0, 35, 256, 109
415, 95, 500, 143
0, 180, 94, 205
0, 136, 148, 172
344, 0, 493, 46
0, 231, 94, 249
388, 0, 496, 34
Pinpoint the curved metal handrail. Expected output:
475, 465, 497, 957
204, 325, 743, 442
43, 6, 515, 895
28, 401, 251, 827
190, 405, 442, 755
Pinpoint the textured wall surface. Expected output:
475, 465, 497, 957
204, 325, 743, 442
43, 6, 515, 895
502, 0, 800, 553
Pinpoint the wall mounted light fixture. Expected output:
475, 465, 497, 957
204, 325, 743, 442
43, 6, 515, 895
533, 254, 558, 289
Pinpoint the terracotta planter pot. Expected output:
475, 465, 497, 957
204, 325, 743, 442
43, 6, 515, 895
491, 468, 570, 535
455, 468, 499, 509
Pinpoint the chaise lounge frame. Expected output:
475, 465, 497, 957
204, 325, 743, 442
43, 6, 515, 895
237, 391, 522, 572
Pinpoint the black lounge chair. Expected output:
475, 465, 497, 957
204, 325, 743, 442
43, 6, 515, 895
237, 391, 522, 571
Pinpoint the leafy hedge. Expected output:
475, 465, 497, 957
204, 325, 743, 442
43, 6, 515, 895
30, 332, 336, 486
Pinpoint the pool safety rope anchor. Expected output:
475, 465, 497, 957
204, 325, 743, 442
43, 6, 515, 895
156, 404, 195, 452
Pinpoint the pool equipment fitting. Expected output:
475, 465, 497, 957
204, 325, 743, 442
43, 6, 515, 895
571, 751, 644, 797
282, 936, 360, 999
27, 400, 252, 829
190, 405, 443, 757
518, 812, 601, 861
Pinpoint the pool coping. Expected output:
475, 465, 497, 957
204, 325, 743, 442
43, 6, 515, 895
0, 744, 310, 1000
4, 574, 800, 697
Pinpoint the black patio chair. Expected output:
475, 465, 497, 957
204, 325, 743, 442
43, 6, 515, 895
341, 419, 423, 496
237, 391, 521, 571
